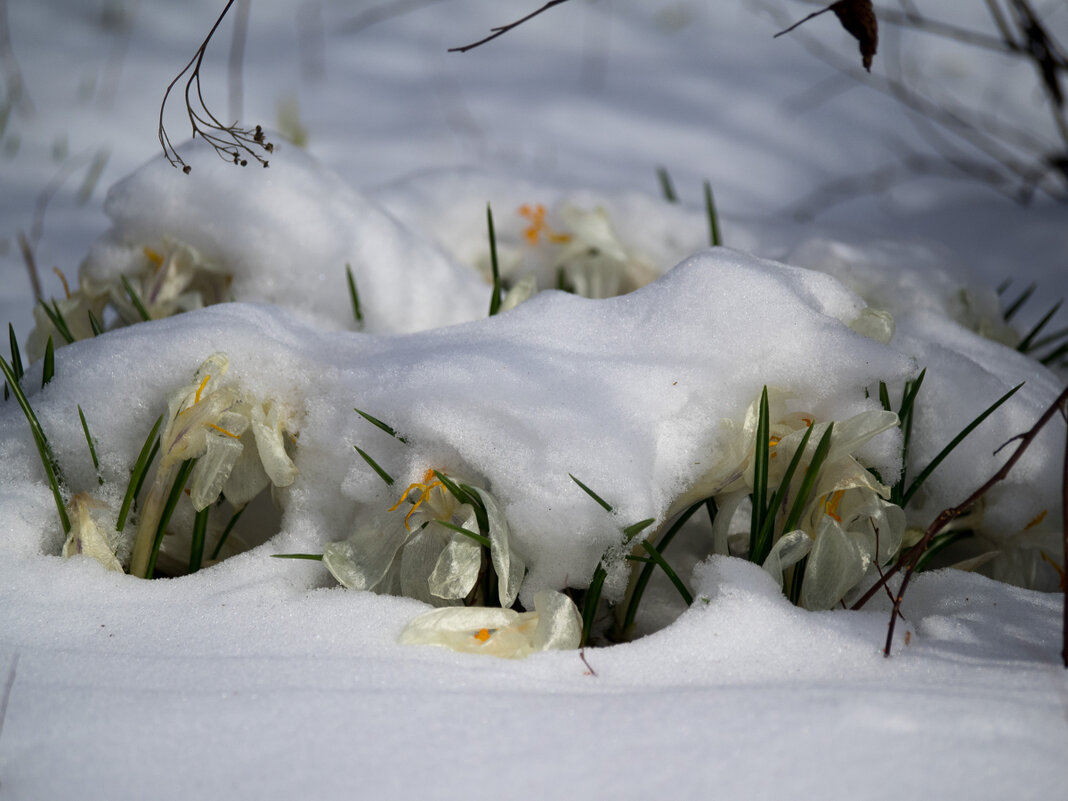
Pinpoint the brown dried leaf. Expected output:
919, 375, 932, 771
830, 0, 878, 72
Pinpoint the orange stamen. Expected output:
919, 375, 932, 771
473, 628, 493, 643
143, 246, 163, 267
193, 374, 211, 404
1039, 551, 1066, 591
388, 470, 446, 531
824, 490, 845, 523
518, 203, 572, 246
208, 423, 241, 439
1025, 509, 1048, 530
52, 267, 72, 300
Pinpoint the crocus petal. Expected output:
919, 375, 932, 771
760, 529, 812, 590
428, 511, 483, 601
499, 274, 538, 312
62, 494, 123, 573
849, 307, 895, 344
799, 517, 867, 611
529, 590, 582, 652
473, 486, 525, 608
398, 606, 524, 656
190, 432, 244, 511
400, 525, 451, 606
323, 514, 408, 592
251, 402, 298, 487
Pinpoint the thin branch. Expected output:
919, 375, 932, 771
849, 384, 1068, 660
449, 0, 573, 53
158, 0, 273, 173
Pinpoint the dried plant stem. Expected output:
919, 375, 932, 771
158, 0, 273, 173
449, 0, 573, 53
851, 384, 1068, 661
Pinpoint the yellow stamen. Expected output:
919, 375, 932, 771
518, 203, 572, 246
208, 423, 241, 439
52, 267, 72, 300
194, 374, 211, 404
1025, 509, 1048, 530
769, 435, 780, 459
473, 628, 494, 643
143, 246, 163, 267
388, 470, 446, 531
823, 490, 845, 523
801, 417, 813, 427
1039, 551, 1066, 591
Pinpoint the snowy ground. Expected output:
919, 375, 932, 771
1, 1, 1067, 799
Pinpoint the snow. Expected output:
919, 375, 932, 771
1, 1, 1067, 799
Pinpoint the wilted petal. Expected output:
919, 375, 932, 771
62, 493, 123, 573
222, 430, 271, 508
473, 486, 525, 608
499, 274, 538, 312
323, 514, 408, 592
800, 517, 867, 610
251, 402, 298, 487
761, 529, 812, 590
190, 431, 244, 511
400, 524, 450, 605
529, 591, 582, 652
849, 307, 895, 344
399, 606, 526, 656
428, 512, 483, 601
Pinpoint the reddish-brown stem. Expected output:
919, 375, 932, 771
449, 0, 572, 53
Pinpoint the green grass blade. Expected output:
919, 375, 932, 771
704, 179, 722, 247
0, 352, 69, 533
995, 278, 1012, 296
271, 553, 324, 560
8, 324, 23, 383
781, 422, 834, 535
1003, 282, 1035, 321
120, 275, 152, 322
87, 309, 104, 337
620, 500, 703, 636
437, 518, 491, 548
487, 204, 502, 317
145, 458, 196, 578
210, 506, 245, 560
901, 382, 1024, 508
38, 300, 74, 345
638, 538, 693, 606
569, 473, 613, 513
748, 387, 770, 562
116, 415, 163, 532
656, 165, 678, 203
878, 381, 891, 413
1039, 341, 1068, 367
41, 337, 55, 387
77, 405, 103, 484
623, 518, 656, 540
1017, 299, 1062, 353
1028, 325, 1068, 352
188, 504, 210, 574
345, 264, 363, 326
353, 407, 408, 443
354, 444, 394, 487
581, 563, 607, 647
754, 422, 815, 565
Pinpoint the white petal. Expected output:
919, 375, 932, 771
222, 431, 271, 508
251, 402, 298, 488
322, 514, 407, 592
62, 494, 123, 573
799, 517, 867, 610
400, 525, 449, 605
499, 274, 538, 312
530, 591, 582, 652
428, 529, 482, 601
760, 529, 812, 589
472, 486, 525, 608
399, 606, 523, 656
190, 433, 243, 511
849, 307, 895, 344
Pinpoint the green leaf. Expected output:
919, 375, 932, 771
436, 518, 491, 548
748, 386, 770, 562
901, 382, 1024, 508
145, 458, 197, 578
753, 421, 815, 565
8, 323, 24, 383
780, 422, 834, 535
116, 415, 163, 532
704, 179, 722, 247
120, 274, 152, 322
569, 473, 613, 513
41, 336, 55, 387
210, 506, 245, 560
581, 563, 607, 647
0, 352, 69, 534
188, 504, 210, 574
87, 309, 104, 337
77, 405, 103, 485
878, 381, 891, 413
619, 500, 704, 637
38, 300, 74, 345
638, 538, 693, 606
1003, 282, 1035, 321
345, 264, 363, 325
353, 407, 408, 443
623, 517, 656, 540
487, 204, 502, 317
656, 165, 678, 203
354, 444, 394, 487
271, 553, 324, 560
1017, 299, 1062, 353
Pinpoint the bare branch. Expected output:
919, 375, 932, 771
449, 0, 573, 54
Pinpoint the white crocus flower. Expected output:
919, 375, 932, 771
398, 590, 581, 659
324, 470, 524, 607
129, 353, 298, 577
61, 492, 124, 573
553, 203, 659, 299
